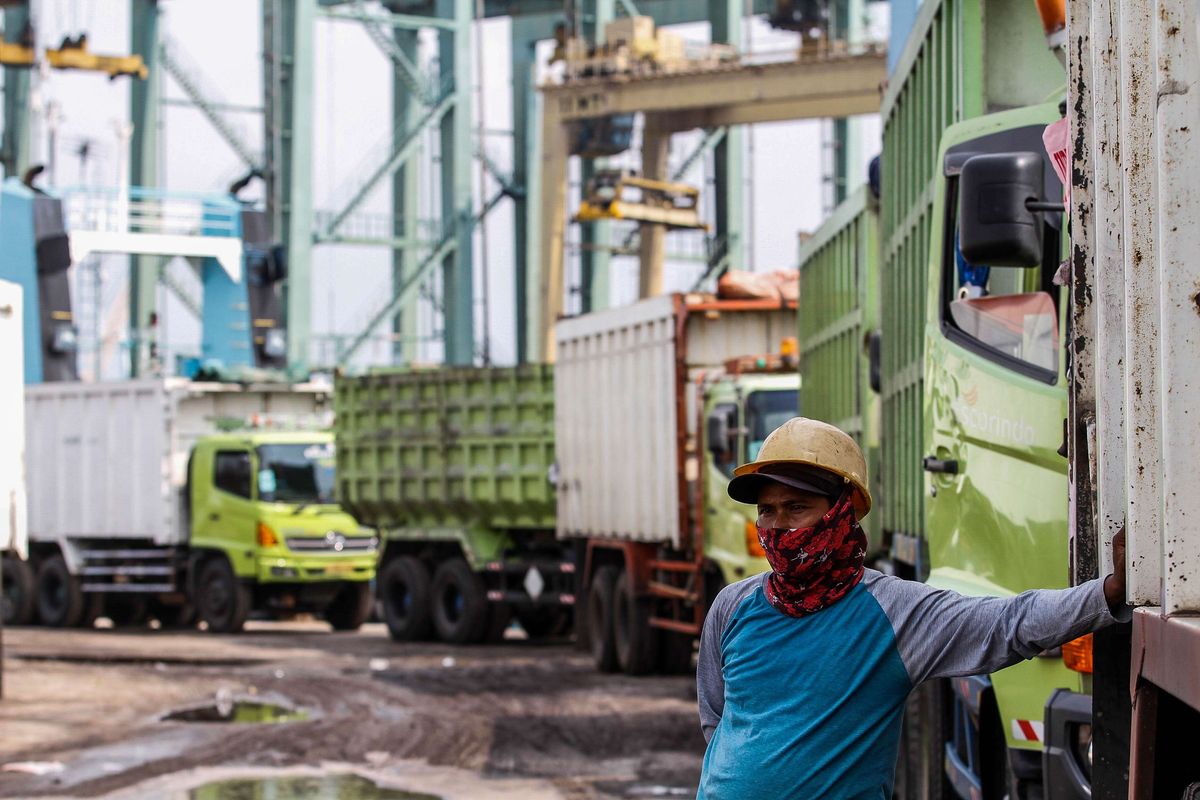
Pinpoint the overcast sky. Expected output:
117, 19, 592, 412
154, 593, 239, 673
7, 0, 885, 373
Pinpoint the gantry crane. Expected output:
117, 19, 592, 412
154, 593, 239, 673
535, 44, 887, 359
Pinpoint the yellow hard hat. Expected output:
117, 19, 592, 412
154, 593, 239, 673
727, 416, 872, 518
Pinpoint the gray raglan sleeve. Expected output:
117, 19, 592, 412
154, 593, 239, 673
697, 576, 761, 742
864, 571, 1127, 687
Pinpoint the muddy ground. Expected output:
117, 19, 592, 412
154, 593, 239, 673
0, 621, 705, 799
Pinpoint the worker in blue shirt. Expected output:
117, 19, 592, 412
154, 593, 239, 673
696, 417, 1127, 799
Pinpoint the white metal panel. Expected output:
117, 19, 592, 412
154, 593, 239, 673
1119, 0, 1165, 605
0, 281, 27, 559
1154, 0, 1200, 613
26, 380, 175, 544
1089, 0, 1127, 580
683, 306, 796, 368
555, 296, 682, 546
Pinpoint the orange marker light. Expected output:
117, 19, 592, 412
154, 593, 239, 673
1063, 633, 1093, 674
780, 336, 799, 358
257, 522, 279, 548
745, 521, 766, 559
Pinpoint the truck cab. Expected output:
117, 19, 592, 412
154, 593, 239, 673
187, 431, 377, 632
913, 101, 1088, 798
703, 366, 800, 591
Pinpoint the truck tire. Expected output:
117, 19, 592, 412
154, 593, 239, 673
35, 555, 84, 628
2, 556, 36, 626
379, 556, 432, 642
614, 568, 658, 675
195, 557, 252, 634
326, 581, 373, 631
897, 679, 954, 800
430, 558, 488, 644
588, 565, 619, 672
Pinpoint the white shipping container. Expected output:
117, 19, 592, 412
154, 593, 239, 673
0, 280, 27, 560
25, 379, 331, 547
555, 294, 794, 548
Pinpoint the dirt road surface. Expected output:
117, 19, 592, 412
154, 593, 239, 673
0, 622, 705, 799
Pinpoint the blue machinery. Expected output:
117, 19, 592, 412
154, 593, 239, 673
0, 177, 285, 382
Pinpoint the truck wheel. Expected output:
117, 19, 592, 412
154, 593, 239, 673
35, 555, 84, 628
588, 565, 619, 672
897, 679, 954, 800
379, 556, 432, 642
195, 557, 252, 634
326, 582, 373, 631
430, 558, 488, 644
614, 569, 658, 675
2, 556, 36, 626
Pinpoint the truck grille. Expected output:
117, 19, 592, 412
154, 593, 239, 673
285, 534, 376, 553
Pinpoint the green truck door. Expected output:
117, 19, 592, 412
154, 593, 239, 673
923, 111, 1080, 752
202, 449, 260, 576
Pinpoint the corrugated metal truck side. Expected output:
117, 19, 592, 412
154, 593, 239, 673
555, 293, 795, 676
1065, 0, 1200, 796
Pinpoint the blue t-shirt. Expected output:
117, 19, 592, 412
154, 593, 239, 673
696, 570, 1121, 799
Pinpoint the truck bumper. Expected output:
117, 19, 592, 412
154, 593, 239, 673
483, 556, 577, 607
255, 554, 376, 584
1042, 688, 1092, 799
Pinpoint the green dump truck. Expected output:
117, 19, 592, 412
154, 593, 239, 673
335, 293, 799, 671
795, 0, 1088, 791
336, 365, 563, 644
12, 379, 376, 633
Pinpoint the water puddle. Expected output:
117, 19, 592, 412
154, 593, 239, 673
187, 773, 438, 799
163, 698, 309, 724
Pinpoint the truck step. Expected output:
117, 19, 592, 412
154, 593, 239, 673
78, 549, 177, 561
648, 580, 699, 603
649, 616, 701, 636
648, 559, 699, 574
81, 583, 176, 593
81, 565, 175, 576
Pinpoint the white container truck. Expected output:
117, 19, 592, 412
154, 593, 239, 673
0, 279, 29, 628
16, 379, 378, 632
555, 293, 799, 675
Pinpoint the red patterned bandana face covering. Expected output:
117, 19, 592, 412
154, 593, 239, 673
757, 491, 868, 617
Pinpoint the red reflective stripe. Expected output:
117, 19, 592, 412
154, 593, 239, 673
1017, 719, 1039, 742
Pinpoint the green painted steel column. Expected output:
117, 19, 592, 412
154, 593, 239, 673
709, 0, 745, 272
391, 27, 421, 364
129, 0, 161, 376
578, 0, 614, 312
511, 19, 539, 363
1, 5, 31, 180
264, 0, 315, 372
437, 0, 475, 365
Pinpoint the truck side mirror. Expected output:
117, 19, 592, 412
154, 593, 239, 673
958, 152, 1045, 267
707, 413, 731, 456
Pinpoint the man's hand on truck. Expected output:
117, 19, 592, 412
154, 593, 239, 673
1104, 526, 1127, 612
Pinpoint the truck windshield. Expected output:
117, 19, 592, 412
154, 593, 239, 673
256, 443, 337, 504
745, 390, 799, 462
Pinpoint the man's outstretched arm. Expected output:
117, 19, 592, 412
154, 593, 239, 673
868, 530, 1128, 687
